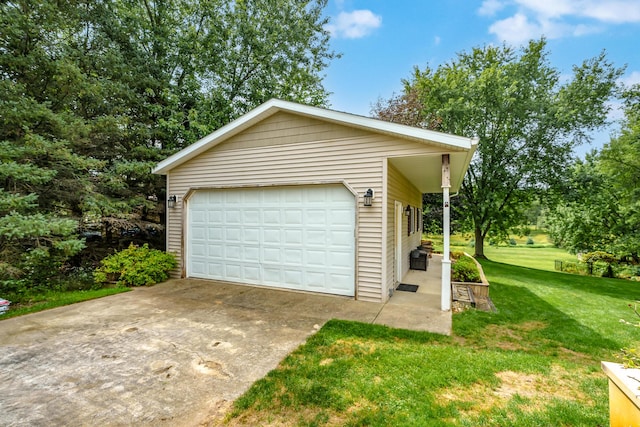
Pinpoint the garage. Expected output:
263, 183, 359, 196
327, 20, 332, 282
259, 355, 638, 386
187, 184, 356, 296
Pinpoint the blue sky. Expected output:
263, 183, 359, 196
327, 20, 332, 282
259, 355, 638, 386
321, 0, 640, 152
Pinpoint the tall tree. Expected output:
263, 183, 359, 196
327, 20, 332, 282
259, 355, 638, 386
0, 0, 338, 291
374, 39, 622, 257
548, 85, 640, 259
84, 0, 338, 237
0, 1, 98, 290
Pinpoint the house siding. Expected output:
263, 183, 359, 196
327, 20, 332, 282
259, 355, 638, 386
385, 163, 424, 296
166, 111, 443, 302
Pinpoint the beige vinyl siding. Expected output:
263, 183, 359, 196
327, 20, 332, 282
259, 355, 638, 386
167, 111, 445, 302
385, 163, 424, 295
217, 112, 372, 150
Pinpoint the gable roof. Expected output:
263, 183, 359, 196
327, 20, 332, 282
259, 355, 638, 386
152, 99, 478, 176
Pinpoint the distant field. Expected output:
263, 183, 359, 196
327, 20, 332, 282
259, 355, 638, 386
425, 232, 577, 272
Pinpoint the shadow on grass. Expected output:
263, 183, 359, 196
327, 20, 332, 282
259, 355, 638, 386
479, 258, 639, 301
456, 260, 626, 358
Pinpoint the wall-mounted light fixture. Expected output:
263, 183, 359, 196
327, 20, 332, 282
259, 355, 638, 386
363, 188, 374, 207
405, 205, 411, 216
167, 195, 177, 209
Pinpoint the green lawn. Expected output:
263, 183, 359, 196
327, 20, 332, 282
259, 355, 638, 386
0, 287, 130, 319
427, 233, 577, 272
224, 250, 640, 426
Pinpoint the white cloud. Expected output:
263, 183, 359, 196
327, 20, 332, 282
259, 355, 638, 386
621, 71, 640, 87
582, 1, 640, 23
488, 13, 541, 45
514, 0, 576, 19
478, 0, 506, 17
326, 10, 382, 39
514, 0, 640, 22
482, 0, 640, 44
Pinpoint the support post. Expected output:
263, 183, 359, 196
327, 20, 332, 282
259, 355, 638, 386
441, 154, 451, 311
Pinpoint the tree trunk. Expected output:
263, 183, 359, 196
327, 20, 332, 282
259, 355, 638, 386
474, 226, 486, 259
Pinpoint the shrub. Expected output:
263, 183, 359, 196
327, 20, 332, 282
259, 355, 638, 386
509, 238, 517, 246
526, 237, 534, 245
582, 251, 617, 264
94, 244, 177, 287
451, 255, 481, 283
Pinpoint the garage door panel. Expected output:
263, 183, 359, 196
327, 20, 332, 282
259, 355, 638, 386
207, 262, 224, 276
263, 229, 281, 244
331, 230, 353, 246
226, 245, 243, 260
330, 251, 353, 268
208, 244, 222, 258
263, 267, 280, 285
208, 209, 223, 223
284, 269, 303, 286
244, 265, 261, 281
284, 209, 303, 224
305, 230, 327, 245
306, 250, 326, 266
191, 208, 206, 223
225, 209, 241, 224
331, 209, 355, 225
225, 191, 243, 204
305, 271, 326, 288
243, 228, 260, 244
263, 247, 280, 263
191, 242, 206, 257
191, 260, 206, 275
242, 209, 260, 225
284, 229, 303, 244
243, 246, 260, 262
224, 264, 242, 280
306, 209, 326, 225
283, 248, 303, 264
207, 227, 222, 240
329, 273, 353, 291
225, 227, 242, 242
263, 209, 280, 224
188, 185, 355, 296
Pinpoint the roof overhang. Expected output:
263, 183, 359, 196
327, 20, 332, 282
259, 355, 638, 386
152, 99, 478, 177
388, 145, 477, 193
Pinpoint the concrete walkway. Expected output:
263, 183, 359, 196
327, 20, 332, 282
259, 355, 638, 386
0, 274, 448, 427
379, 255, 452, 335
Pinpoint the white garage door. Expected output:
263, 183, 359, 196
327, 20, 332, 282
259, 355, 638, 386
187, 185, 355, 296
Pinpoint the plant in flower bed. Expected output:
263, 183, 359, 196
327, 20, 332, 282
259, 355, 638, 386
618, 301, 640, 368
94, 243, 177, 287
451, 251, 481, 283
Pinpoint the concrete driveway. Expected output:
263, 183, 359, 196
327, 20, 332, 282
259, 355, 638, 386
0, 279, 383, 426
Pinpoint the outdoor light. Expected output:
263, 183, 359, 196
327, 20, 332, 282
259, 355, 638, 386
167, 195, 177, 209
405, 205, 411, 216
363, 188, 374, 207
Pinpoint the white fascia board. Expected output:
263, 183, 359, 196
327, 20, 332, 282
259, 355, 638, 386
152, 99, 282, 175
451, 136, 479, 191
286, 100, 474, 150
152, 99, 475, 175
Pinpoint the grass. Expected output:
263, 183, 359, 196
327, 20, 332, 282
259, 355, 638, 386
223, 250, 640, 426
0, 287, 130, 319
427, 232, 577, 272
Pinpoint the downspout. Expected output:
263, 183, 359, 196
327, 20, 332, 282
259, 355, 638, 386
441, 154, 452, 311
